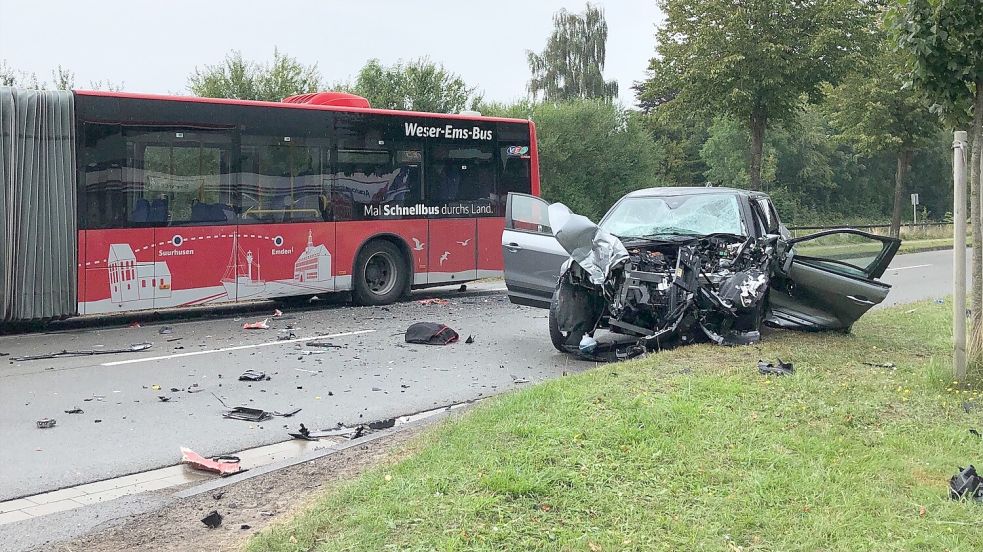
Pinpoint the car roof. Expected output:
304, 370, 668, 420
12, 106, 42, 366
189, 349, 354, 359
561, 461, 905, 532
623, 186, 765, 199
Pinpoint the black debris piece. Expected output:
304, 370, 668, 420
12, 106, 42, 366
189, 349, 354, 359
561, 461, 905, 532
0, 352, 9, 357
862, 361, 896, 369
64, 407, 84, 414
306, 341, 343, 349
458, 284, 467, 292
758, 359, 794, 376
211, 392, 230, 408
277, 333, 297, 341
201, 510, 223, 528
158, 396, 171, 402
159, 326, 173, 335
169, 387, 181, 392
400, 384, 410, 389
187, 384, 204, 393
971, 429, 981, 439
36, 418, 56, 428
94, 419, 102, 423
949, 465, 983, 501
13, 343, 152, 361
368, 418, 396, 430
274, 408, 302, 417
465, 335, 475, 344
352, 426, 365, 439
166, 337, 183, 342
212, 491, 225, 500
405, 322, 459, 345
240, 524, 251, 530
289, 423, 316, 441
239, 370, 269, 382
224, 407, 272, 422
372, 387, 382, 392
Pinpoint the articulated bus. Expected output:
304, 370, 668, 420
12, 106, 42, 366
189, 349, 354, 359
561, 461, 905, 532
0, 88, 539, 323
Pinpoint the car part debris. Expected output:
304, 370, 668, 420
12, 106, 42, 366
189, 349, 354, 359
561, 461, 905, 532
242, 319, 270, 330
158, 326, 173, 335
306, 341, 343, 348
863, 361, 896, 369
240, 524, 251, 530
0, 352, 9, 357
511, 376, 530, 384
64, 407, 84, 414
158, 396, 171, 402
223, 407, 272, 422
758, 359, 794, 376
212, 491, 226, 500
275, 408, 302, 417
13, 342, 152, 361
201, 510, 223, 528
181, 447, 242, 476
289, 423, 316, 441
277, 333, 297, 340
458, 284, 467, 292
949, 465, 983, 501
273, 308, 283, 318
465, 335, 475, 344
238, 370, 269, 382
36, 418, 56, 428
405, 322, 459, 345
94, 419, 102, 423
418, 298, 449, 306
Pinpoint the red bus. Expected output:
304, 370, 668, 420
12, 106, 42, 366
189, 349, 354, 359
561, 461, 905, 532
0, 88, 539, 322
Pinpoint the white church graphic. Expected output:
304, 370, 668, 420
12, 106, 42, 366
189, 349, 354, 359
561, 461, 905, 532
108, 244, 172, 303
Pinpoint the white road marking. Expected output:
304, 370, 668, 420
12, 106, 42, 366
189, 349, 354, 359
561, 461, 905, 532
101, 329, 375, 366
888, 264, 932, 271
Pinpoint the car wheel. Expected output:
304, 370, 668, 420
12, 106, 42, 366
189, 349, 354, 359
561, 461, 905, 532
548, 285, 583, 352
353, 240, 408, 306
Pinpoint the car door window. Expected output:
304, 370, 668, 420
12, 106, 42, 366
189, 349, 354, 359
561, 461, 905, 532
506, 193, 552, 234
789, 229, 900, 280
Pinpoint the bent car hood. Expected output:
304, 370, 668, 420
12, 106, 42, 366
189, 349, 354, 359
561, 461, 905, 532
548, 203, 628, 285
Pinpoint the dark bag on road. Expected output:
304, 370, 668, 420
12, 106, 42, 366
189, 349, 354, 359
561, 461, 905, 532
405, 322, 459, 345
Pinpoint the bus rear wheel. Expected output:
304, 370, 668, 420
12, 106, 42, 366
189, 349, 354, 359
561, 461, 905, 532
353, 240, 408, 306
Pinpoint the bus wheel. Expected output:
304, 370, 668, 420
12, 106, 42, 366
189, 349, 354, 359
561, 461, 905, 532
353, 240, 408, 306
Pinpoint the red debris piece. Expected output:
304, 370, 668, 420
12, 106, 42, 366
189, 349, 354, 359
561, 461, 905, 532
242, 319, 270, 330
273, 309, 283, 318
417, 298, 449, 306
181, 447, 242, 476
129, 321, 142, 328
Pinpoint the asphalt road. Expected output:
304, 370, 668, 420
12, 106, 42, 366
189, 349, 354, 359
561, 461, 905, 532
0, 248, 963, 501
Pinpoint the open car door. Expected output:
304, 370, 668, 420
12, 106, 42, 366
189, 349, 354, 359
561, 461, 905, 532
502, 193, 569, 308
766, 229, 901, 330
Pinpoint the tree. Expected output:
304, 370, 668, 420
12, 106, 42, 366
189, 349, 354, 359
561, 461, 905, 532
527, 3, 618, 102
638, 0, 875, 191
826, 39, 940, 238
893, 0, 983, 366
188, 49, 321, 102
51, 65, 75, 91
345, 58, 481, 113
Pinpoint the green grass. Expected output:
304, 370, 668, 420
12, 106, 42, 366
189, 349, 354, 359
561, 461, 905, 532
797, 237, 954, 261
249, 301, 983, 551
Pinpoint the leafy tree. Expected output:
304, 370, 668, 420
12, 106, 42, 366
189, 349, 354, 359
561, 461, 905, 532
188, 49, 321, 102
893, 0, 983, 365
344, 58, 481, 113
51, 65, 75, 91
826, 41, 940, 238
0, 60, 40, 88
527, 3, 618, 102
638, 0, 875, 190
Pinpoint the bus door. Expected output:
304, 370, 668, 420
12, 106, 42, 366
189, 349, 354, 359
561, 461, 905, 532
124, 128, 237, 308
426, 144, 495, 283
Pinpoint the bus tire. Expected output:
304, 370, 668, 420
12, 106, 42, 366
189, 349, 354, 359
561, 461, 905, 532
353, 240, 408, 306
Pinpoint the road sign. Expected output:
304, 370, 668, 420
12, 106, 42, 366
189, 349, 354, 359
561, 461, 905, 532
911, 193, 919, 205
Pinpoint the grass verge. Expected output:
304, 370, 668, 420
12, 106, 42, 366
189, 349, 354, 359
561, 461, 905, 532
250, 300, 983, 551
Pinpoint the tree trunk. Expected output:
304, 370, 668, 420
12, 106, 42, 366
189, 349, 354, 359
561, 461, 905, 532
969, 77, 983, 366
749, 109, 766, 191
890, 148, 913, 239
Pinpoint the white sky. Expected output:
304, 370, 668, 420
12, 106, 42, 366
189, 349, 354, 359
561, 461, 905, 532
0, 0, 663, 107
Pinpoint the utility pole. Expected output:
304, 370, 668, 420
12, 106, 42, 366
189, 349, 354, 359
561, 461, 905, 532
954, 131, 968, 381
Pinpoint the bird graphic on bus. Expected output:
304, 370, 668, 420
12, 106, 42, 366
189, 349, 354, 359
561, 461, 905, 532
411, 238, 425, 251
439, 251, 450, 266
456, 238, 472, 247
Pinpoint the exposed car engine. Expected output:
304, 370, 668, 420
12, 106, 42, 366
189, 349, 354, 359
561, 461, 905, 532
556, 233, 778, 353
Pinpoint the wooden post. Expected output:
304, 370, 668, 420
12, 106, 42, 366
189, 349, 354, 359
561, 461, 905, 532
954, 131, 968, 380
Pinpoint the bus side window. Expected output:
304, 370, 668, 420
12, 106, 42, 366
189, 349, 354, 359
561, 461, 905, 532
81, 123, 128, 229
239, 137, 328, 224
331, 149, 422, 221
426, 144, 496, 213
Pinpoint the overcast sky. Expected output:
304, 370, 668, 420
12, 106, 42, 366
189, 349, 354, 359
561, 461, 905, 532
0, 1, 663, 107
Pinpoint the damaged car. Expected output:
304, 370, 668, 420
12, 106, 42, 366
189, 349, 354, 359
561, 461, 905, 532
501, 188, 900, 357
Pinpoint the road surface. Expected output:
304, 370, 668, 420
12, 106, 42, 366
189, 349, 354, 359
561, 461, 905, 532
0, 249, 961, 501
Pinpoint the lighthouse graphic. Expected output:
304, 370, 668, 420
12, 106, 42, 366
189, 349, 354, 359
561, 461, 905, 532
222, 229, 333, 300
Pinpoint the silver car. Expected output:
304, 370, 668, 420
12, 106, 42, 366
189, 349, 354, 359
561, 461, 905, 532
501, 187, 901, 356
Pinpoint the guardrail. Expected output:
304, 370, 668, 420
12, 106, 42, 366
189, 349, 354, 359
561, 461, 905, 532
786, 222, 955, 239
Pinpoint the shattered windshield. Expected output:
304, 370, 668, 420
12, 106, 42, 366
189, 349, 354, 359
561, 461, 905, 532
600, 193, 745, 238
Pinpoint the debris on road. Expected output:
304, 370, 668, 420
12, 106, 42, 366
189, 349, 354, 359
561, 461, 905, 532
306, 341, 343, 348
201, 510, 223, 528
181, 447, 243, 476
158, 326, 173, 335
151, 384, 161, 391
276, 332, 297, 340
273, 308, 283, 318
212, 491, 225, 500
289, 423, 316, 441
12, 342, 152, 361
458, 284, 467, 292
242, 319, 270, 330
758, 359, 794, 376
417, 298, 449, 306
949, 465, 983, 501
129, 321, 141, 328
511, 376, 530, 384
405, 322, 459, 345
36, 418, 56, 428
158, 396, 171, 402
238, 370, 269, 382
465, 335, 475, 344
863, 361, 896, 369
64, 407, 84, 414
224, 407, 272, 422
275, 408, 303, 418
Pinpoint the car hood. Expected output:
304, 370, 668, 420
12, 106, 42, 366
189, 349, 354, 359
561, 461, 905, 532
548, 203, 628, 285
